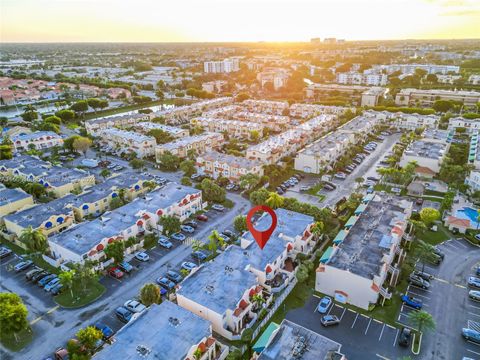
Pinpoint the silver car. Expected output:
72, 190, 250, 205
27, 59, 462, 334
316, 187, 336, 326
469, 290, 480, 301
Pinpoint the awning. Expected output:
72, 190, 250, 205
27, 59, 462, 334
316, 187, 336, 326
333, 230, 347, 244
355, 203, 367, 215
320, 246, 334, 264
252, 322, 279, 353
345, 216, 357, 228
363, 193, 375, 202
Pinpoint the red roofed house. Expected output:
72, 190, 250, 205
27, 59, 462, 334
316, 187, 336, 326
444, 215, 471, 234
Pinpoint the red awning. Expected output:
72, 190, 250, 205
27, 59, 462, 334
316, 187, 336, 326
137, 220, 143, 226
96, 244, 104, 251
265, 265, 272, 274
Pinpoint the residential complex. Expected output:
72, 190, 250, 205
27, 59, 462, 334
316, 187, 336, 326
134, 121, 190, 138
203, 58, 240, 73
257, 68, 290, 90
392, 113, 440, 130
305, 83, 387, 106
0, 188, 33, 217
96, 128, 156, 158
11, 131, 63, 152
336, 72, 388, 86
372, 63, 460, 75
85, 113, 149, 134
196, 151, 264, 182
191, 117, 265, 139
155, 132, 224, 159
316, 194, 413, 309
395, 88, 480, 107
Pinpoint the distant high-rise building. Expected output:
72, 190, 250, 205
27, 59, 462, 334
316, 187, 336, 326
203, 58, 240, 73
310, 37, 321, 44
324, 38, 337, 44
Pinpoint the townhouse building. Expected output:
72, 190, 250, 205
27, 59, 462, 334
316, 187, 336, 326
134, 121, 190, 138
0, 188, 33, 218
155, 132, 224, 160
94, 301, 229, 360
395, 88, 480, 107
469, 75, 480, 85
316, 194, 413, 310
289, 104, 351, 119
11, 131, 63, 152
96, 129, 156, 158
196, 151, 263, 182
85, 113, 149, 134
233, 111, 291, 131
191, 117, 265, 140
393, 113, 440, 130
48, 183, 202, 266
242, 100, 289, 115
0, 155, 51, 180
372, 64, 460, 75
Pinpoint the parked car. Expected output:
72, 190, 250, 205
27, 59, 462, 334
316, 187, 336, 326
0, 246, 12, 259
50, 283, 64, 295
124, 300, 146, 313
25, 267, 42, 280
44, 278, 61, 292
156, 277, 176, 290
180, 225, 195, 233
190, 174, 202, 180
323, 184, 335, 191
334, 172, 346, 180
14, 260, 34, 272
184, 220, 198, 229
468, 276, 480, 289
134, 252, 150, 262
32, 271, 49, 283
299, 185, 310, 191
462, 328, 480, 344
115, 306, 133, 323
316, 296, 332, 314
401, 294, 422, 310
416, 198, 424, 205
212, 204, 225, 212
433, 247, 445, 260
226, 183, 235, 191
367, 186, 374, 194
320, 315, 340, 327
166, 270, 183, 283
181, 261, 197, 271
192, 251, 209, 262
469, 290, 480, 301
118, 261, 133, 274
413, 270, 433, 281
39, 274, 57, 287
398, 327, 411, 347
158, 237, 173, 249
408, 274, 430, 289
54, 347, 69, 360
276, 187, 285, 194
196, 214, 208, 222
171, 233, 186, 241
222, 230, 235, 238
108, 267, 124, 279
93, 322, 114, 340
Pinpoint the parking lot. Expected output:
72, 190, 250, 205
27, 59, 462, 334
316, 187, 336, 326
286, 295, 410, 360
398, 238, 480, 359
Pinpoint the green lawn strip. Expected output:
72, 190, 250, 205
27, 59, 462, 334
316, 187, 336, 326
0, 326, 34, 352
54, 279, 106, 308
306, 182, 326, 200
424, 189, 446, 197
415, 224, 451, 246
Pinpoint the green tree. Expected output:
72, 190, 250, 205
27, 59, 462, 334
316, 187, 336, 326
250, 130, 260, 142
0, 293, 29, 341
415, 240, 437, 272
433, 100, 454, 113
63, 135, 81, 153
71, 261, 98, 293
191, 239, 204, 253
72, 137, 92, 158
24, 182, 46, 198
159, 215, 181, 235
181, 177, 192, 186
180, 160, 196, 177
311, 221, 324, 238
55, 109, 75, 122
225, 348, 242, 360
155, 90, 165, 100
234, 215, 247, 234
104, 241, 125, 264
296, 264, 309, 283
140, 283, 162, 306
99, 169, 110, 179
59, 270, 75, 298
240, 328, 254, 357
419, 207, 440, 228
266, 192, 284, 209
407, 310, 436, 334
249, 188, 270, 206
208, 230, 225, 253
200, 178, 226, 203
110, 196, 125, 210
44, 115, 62, 125
251, 293, 265, 309
70, 100, 89, 117
19, 226, 48, 254
157, 151, 181, 171
87, 98, 108, 113
147, 129, 174, 145
21, 105, 38, 122
76, 326, 103, 352
239, 173, 260, 190
129, 158, 145, 170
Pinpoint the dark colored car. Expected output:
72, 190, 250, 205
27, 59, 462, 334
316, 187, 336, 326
14, 260, 34, 272
25, 267, 42, 280
196, 214, 208, 222
32, 271, 49, 283
115, 306, 133, 323
192, 251, 208, 262
39, 275, 57, 288
184, 220, 198, 229
413, 270, 433, 281
0, 246, 13, 259
93, 322, 114, 340
156, 277, 176, 290
398, 327, 411, 347
166, 270, 183, 283
222, 230, 235, 238
433, 247, 445, 260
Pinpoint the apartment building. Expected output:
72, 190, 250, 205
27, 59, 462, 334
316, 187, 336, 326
94, 301, 229, 360
96, 128, 156, 158
155, 132, 224, 160
233, 111, 290, 131
257, 68, 290, 90
0, 155, 51, 180
85, 113, 149, 134
305, 83, 387, 106
436, 74, 461, 84
448, 117, 480, 133
395, 88, 480, 107
202, 80, 228, 93
393, 113, 440, 130
0, 188, 33, 218
134, 121, 190, 138
11, 131, 63, 152
242, 100, 289, 115
469, 75, 480, 85
48, 183, 202, 265
289, 103, 351, 119
373, 64, 460, 75
465, 170, 480, 192
360, 87, 388, 107
336, 72, 388, 86
191, 117, 265, 139
196, 151, 263, 182
468, 132, 480, 170
204, 58, 240, 73
316, 194, 413, 310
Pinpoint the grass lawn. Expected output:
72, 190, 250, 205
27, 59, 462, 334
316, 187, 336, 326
0, 326, 33, 352
55, 279, 106, 308
415, 224, 451, 246
306, 183, 326, 201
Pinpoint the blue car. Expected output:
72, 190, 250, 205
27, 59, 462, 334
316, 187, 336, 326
115, 306, 133, 323
118, 261, 133, 273
38, 274, 57, 287
462, 328, 480, 344
316, 296, 332, 314
93, 322, 114, 340
401, 294, 422, 310
171, 233, 186, 241
476, 267, 480, 276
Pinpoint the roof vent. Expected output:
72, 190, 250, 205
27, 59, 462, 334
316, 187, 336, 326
136, 345, 151, 357
205, 284, 215, 294
168, 317, 180, 327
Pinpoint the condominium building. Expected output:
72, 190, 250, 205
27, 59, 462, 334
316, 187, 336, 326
0, 188, 33, 218
11, 131, 63, 152
436, 74, 461, 84
94, 301, 229, 360
155, 132, 224, 160
393, 113, 440, 130
373, 64, 460, 75
242, 100, 289, 115
134, 122, 190, 138
85, 113, 149, 134
316, 194, 413, 310
202, 80, 228, 93
191, 117, 265, 139
395, 88, 480, 107
465, 170, 480, 192
289, 103, 351, 119
336, 72, 388, 86
469, 75, 480, 85
96, 129, 156, 158
257, 68, 290, 90
204, 58, 240, 73
448, 117, 480, 133
305, 83, 387, 107
196, 151, 263, 182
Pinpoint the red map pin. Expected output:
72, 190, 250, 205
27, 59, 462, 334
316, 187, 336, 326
246, 205, 278, 250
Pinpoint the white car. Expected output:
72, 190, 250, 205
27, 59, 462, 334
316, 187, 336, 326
124, 300, 146, 313
469, 290, 480, 301
134, 252, 150, 262
334, 172, 346, 180
180, 225, 195, 234
181, 262, 198, 271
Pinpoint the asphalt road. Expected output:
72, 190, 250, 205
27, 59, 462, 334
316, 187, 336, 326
0, 192, 249, 360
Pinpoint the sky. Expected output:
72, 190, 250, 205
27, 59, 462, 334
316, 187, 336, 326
1, 0, 479, 42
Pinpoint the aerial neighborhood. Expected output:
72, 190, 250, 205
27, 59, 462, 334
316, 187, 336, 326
1, 36, 480, 360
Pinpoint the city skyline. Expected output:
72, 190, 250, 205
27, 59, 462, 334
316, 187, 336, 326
1, 0, 480, 43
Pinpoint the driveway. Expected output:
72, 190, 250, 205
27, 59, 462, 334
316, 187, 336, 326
0, 193, 249, 360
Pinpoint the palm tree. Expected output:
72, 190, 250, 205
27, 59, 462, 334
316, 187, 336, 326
59, 270, 75, 298
19, 226, 48, 255
191, 239, 203, 253
208, 230, 224, 253
251, 293, 265, 310
311, 221, 324, 239
266, 192, 284, 209
408, 310, 435, 334
415, 240, 436, 273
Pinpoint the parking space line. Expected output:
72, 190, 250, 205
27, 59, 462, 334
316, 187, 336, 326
467, 348, 480, 356
469, 312, 480, 318
340, 307, 347, 321
373, 319, 383, 324
393, 329, 399, 346
365, 318, 372, 334
376, 354, 390, 360
469, 304, 480, 310
467, 341, 480, 348
378, 323, 385, 340
407, 291, 431, 300
434, 277, 449, 284
351, 313, 359, 328
386, 324, 396, 330
455, 283, 467, 289
453, 239, 469, 249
